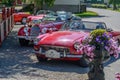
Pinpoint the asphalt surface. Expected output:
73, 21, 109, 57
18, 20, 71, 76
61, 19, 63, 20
83, 8, 120, 31
0, 8, 120, 80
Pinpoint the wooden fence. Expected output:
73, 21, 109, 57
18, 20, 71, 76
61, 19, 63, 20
0, 7, 14, 46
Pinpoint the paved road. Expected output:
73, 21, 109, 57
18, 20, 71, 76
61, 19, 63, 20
83, 8, 120, 80
83, 8, 120, 31
0, 25, 88, 80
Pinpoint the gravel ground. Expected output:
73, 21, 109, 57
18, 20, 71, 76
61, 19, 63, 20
0, 25, 89, 80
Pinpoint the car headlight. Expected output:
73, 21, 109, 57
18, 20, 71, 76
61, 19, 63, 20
24, 25, 29, 32
74, 42, 81, 50
34, 38, 41, 45
41, 28, 47, 33
24, 27, 29, 36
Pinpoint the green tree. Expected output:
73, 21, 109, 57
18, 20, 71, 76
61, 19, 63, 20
1, 0, 14, 6
109, 0, 120, 10
22, 0, 55, 9
23, 0, 55, 14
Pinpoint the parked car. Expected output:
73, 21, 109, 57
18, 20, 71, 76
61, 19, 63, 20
27, 14, 46, 23
17, 16, 64, 46
14, 11, 31, 24
27, 10, 56, 23
33, 20, 120, 67
36, 10, 56, 16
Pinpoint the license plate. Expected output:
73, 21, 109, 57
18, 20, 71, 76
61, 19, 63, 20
45, 49, 60, 58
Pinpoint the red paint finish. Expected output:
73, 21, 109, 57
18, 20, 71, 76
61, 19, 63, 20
14, 12, 31, 23
34, 31, 89, 61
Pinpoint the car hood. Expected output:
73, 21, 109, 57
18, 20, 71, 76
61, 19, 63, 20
39, 31, 89, 47
28, 15, 45, 20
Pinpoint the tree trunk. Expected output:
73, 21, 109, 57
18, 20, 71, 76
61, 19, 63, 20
88, 59, 105, 80
113, 2, 117, 10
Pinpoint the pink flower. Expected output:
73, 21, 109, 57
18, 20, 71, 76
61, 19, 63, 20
114, 52, 119, 58
115, 73, 120, 80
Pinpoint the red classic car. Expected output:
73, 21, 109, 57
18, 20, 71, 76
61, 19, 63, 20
14, 12, 31, 24
33, 20, 120, 67
27, 10, 56, 23
18, 16, 64, 46
27, 14, 46, 23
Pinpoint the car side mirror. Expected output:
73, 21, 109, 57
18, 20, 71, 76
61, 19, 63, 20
106, 28, 113, 32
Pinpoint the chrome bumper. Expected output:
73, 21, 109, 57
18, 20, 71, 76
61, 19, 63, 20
18, 36, 36, 41
33, 50, 83, 58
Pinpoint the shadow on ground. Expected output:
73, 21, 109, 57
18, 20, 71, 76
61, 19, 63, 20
0, 31, 89, 79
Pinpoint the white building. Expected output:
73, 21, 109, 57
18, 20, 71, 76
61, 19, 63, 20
43, 0, 109, 12
43, 0, 83, 13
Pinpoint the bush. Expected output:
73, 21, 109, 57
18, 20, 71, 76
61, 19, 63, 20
20, 4, 34, 14
91, 4, 107, 9
75, 11, 98, 17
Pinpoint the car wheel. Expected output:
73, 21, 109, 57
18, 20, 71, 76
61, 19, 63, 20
21, 17, 27, 24
77, 57, 89, 68
19, 38, 29, 46
36, 55, 47, 62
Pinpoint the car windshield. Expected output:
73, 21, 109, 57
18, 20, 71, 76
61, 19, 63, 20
32, 19, 42, 24
60, 20, 106, 31
42, 16, 58, 21
57, 11, 72, 20
36, 10, 56, 16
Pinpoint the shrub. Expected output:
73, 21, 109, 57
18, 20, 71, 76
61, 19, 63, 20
91, 4, 107, 9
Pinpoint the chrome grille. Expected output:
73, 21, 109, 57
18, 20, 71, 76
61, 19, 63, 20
30, 26, 40, 36
40, 45, 70, 54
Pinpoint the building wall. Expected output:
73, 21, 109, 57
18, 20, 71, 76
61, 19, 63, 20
43, 0, 80, 13
43, 5, 79, 13
104, 0, 109, 4
54, 0, 80, 5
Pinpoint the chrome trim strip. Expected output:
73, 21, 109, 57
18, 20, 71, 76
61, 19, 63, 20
66, 55, 83, 58
33, 51, 83, 58
40, 45, 69, 49
18, 36, 26, 38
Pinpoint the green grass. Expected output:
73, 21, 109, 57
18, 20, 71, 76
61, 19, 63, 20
75, 11, 98, 17
107, 8, 120, 12
91, 4, 107, 9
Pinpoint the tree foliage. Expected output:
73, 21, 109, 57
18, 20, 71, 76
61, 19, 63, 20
22, 0, 55, 14
1, 0, 14, 6
22, 0, 55, 8
109, 0, 120, 10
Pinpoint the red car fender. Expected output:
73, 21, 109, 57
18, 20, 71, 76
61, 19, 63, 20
18, 26, 31, 36
14, 13, 31, 23
109, 31, 120, 41
110, 31, 120, 36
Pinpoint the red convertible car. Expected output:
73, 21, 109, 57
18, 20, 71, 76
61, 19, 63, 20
27, 14, 46, 23
18, 16, 64, 46
14, 12, 31, 24
27, 10, 56, 23
33, 20, 120, 67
